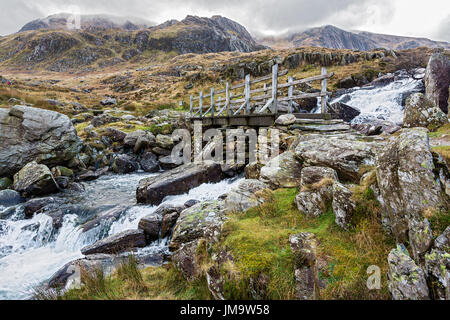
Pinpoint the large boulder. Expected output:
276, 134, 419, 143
403, 93, 447, 130
295, 135, 377, 183
0, 106, 82, 177
376, 128, 445, 242
330, 102, 361, 123
136, 161, 222, 206
260, 151, 302, 188
425, 52, 450, 113
170, 200, 226, 251
408, 217, 433, 265
387, 244, 430, 300
124, 130, 155, 150
225, 179, 269, 212
172, 240, 202, 281
81, 229, 147, 255
13, 162, 58, 197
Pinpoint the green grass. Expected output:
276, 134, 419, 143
44, 256, 211, 300
215, 187, 393, 300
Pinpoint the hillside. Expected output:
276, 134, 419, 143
259, 25, 450, 51
0, 15, 264, 73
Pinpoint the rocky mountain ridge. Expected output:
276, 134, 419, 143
260, 25, 450, 51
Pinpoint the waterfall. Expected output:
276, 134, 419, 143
0, 173, 243, 300
331, 72, 424, 125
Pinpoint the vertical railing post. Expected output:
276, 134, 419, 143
272, 64, 278, 114
321, 67, 328, 114
245, 74, 251, 115
288, 76, 294, 114
189, 95, 193, 118
199, 91, 203, 118
211, 87, 215, 118
226, 82, 230, 116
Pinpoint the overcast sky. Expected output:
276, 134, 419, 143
0, 0, 448, 41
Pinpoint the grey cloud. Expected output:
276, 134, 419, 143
435, 15, 450, 42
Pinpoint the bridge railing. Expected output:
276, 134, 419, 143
184, 64, 334, 119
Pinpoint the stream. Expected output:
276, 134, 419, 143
0, 172, 243, 300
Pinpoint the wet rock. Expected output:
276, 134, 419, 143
403, 93, 447, 130
81, 229, 147, 255
260, 151, 302, 188
77, 169, 106, 182
161, 212, 180, 238
275, 114, 296, 126
51, 166, 73, 178
376, 128, 445, 242
387, 244, 430, 300
338, 76, 357, 89
0, 106, 82, 177
225, 179, 269, 212
0, 190, 23, 207
13, 162, 58, 197
137, 161, 222, 206
329, 102, 361, 122
0, 177, 13, 190
81, 205, 129, 234
332, 182, 356, 230
170, 200, 226, 251
139, 152, 159, 173
425, 52, 450, 113
138, 213, 162, 242
112, 154, 139, 174
295, 135, 377, 183
158, 155, 181, 170
182, 200, 198, 209
24, 197, 56, 218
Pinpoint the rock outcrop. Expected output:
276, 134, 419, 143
387, 245, 430, 300
0, 106, 82, 177
170, 200, 226, 251
295, 135, 377, 183
403, 93, 447, 130
260, 151, 302, 188
225, 179, 269, 212
425, 52, 450, 113
376, 128, 446, 242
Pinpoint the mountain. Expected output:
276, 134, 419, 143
0, 15, 264, 72
19, 13, 154, 32
259, 25, 450, 51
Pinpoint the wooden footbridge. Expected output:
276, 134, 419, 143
183, 64, 336, 127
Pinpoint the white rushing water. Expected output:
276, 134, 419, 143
330, 73, 424, 125
0, 173, 243, 300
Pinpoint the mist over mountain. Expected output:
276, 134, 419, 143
19, 13, 155, 32
259, 25, 450, 51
